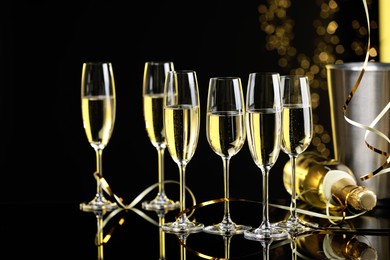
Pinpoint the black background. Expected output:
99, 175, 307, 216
1, 2, 387, 259
0, 0, 376, 206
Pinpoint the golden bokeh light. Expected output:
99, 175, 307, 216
257, 0, 378, 158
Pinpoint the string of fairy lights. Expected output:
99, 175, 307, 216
257, 0, 378, 158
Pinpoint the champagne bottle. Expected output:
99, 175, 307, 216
296, 232, 378, 260
283, 151, 377, 211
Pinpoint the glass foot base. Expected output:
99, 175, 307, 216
244, 226, 289, 241
142, 195, 180, 211
80, 197, 118, 213
203, 223, 252, 235
162, 220, 204, 234
274, 218, 317, 235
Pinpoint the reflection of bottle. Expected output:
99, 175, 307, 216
283, 152, 377, 211
296, 233, 378, 260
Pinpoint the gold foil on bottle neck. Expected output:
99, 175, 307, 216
331, 179, 377, 211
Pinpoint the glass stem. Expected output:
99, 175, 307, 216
222, 158, 231, 222
158, 215, 166, 259
179, 164, 187, 219
291, 237, 297, 260
289, 155, 298, 221
261, 241, 271, 260
261, 166, 271, 229
223, 235, 232, 258
179, 236, 187, 260
96, 211, 104, 260
157, 147, 165, 196
95, 148, 104, 202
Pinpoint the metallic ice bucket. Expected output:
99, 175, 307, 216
326, 62, 390, 200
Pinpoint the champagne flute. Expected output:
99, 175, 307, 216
161, 70, 204, 234
203, 77, 251, 235
276, 75, 314, 233
244, 72, 289, 241
80, 62, 118, 212
142, 61, 180, 211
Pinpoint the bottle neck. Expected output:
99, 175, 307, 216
282, 152, 377, 211
330, 177, 356, 204
323, 170, 356, 204
329, 175, 377, 211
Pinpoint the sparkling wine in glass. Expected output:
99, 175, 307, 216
276, 75, 315, 233
203, 77, 251, 235
161, 70, 204, 234
142, 61, 180, 211
80, 62, 118, 212
244, 72, 289, 241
